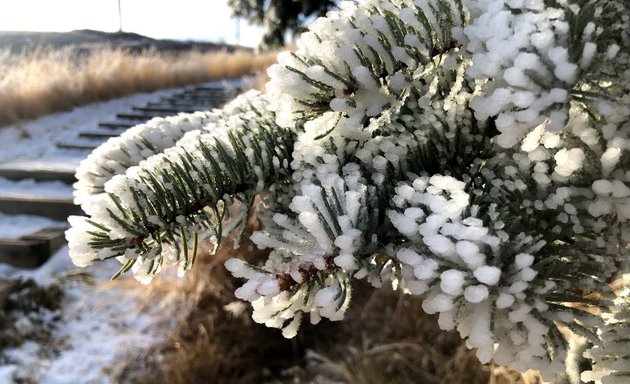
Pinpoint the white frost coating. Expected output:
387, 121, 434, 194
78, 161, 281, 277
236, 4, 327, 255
440, 269, 466, 295
580, 42, 597, 67
455, 241, 484, 268
605, 44, 620, 59
425, 234, 455, 255
554, 148, 585, 177
74, 90, 264, 213
515, 253, 534, 269
66, 216, 103, 267
299, 211, 335, 251
464, 285, 489, 303
68, 90, 291, 283
548, 47, 577, 83
463, 0, 589, 148
231, 164, 375, 333
390, 172, 574, 377
422, 293, 454, 313
65, 0, 630, 381
495, 292, 515, 309
396, 248, 423, 265
473, 265, 501, 285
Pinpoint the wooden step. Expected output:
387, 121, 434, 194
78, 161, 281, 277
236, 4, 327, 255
164, 93, 234, 101
116, 112, 160, 120
99, 120, 139, 129
0, 167, 76, 184
56, 142, 99, 151
194, 85, 240, 93
145, 102, 208, 111
0, 195, 81, 221
0, 229, 67, 268
132, 106, 195, 114
166, 90, 232, 97
148, 101, 213, 108
152, 99, 215, 108
78, 129, 126, 139
163, 91, 233, 98
156, 99, 223, 109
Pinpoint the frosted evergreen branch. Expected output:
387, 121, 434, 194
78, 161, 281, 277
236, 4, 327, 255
67, 92, 295, 282
73, 111, 213, 212
225, 163, 390, 337
266, 0, 465, 130
74, 92, 266, 213
386, 173, 615, 376
65, 0, 630, 380
462, 0, 626, 147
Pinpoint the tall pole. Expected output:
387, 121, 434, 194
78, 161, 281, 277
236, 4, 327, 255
235, 18, 241, 45
117, 0, 123, 32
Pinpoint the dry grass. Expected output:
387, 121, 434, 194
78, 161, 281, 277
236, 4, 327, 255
0, 46, 279, 127
111, 218, 299, 383
108, 217, 545, 384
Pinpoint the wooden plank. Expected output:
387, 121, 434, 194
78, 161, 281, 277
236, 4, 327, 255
152, 99, 215, 108
0, 229, 66, 268
138, 104, 199, 112
78, 129, 126, 139
145, 102, 207, 111
56, 142, 98, 151
132, 106, 195, 114
164, 94, 233, 101
116, 112, 160, 120
23, 228, 67, 252
0, 239, 50, 268
0, 168, 76, 184
194, 85, 240, 93
0, 195, 81, 220
99, 120, 139, 129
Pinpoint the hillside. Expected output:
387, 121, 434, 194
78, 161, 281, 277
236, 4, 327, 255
0, 30, 276, 127
0, 29, 246, 54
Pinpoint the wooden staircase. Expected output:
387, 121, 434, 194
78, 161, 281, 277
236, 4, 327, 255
0, 83, 239, 268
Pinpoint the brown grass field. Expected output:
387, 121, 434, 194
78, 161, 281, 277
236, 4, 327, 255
107, 221, 549, 384
0, 46, 278, 127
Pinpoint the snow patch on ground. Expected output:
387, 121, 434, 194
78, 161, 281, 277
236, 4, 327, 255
0, 214, 67, 240
0, 159, 79, 173
0, 178, 73, 199
0, 91, 174, 164
0, 246, 183, 384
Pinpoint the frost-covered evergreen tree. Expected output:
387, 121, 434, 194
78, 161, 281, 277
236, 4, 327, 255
66, 0, 629, 381
228, 0, 337, 48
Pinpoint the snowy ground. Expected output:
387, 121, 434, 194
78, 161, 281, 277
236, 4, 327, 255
0, 247, 184, 383
0, 79, 245, 383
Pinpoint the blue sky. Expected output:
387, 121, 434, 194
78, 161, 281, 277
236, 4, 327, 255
0, 0, 265, 47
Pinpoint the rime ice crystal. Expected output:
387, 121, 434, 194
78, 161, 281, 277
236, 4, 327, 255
66, 0, 630, 381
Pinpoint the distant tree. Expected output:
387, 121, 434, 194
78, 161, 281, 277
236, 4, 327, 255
228, 0, 336, 48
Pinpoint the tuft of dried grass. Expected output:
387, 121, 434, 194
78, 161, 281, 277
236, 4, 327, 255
111, 218, 300, 384
281, 284, 491, 384
0, 46, 279, 127
109, 216, 544, 384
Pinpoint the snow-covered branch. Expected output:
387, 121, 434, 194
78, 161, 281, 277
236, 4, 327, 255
65, 0, 630, 380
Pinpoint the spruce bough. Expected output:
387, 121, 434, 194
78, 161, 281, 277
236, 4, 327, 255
66, 1, 629, 381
